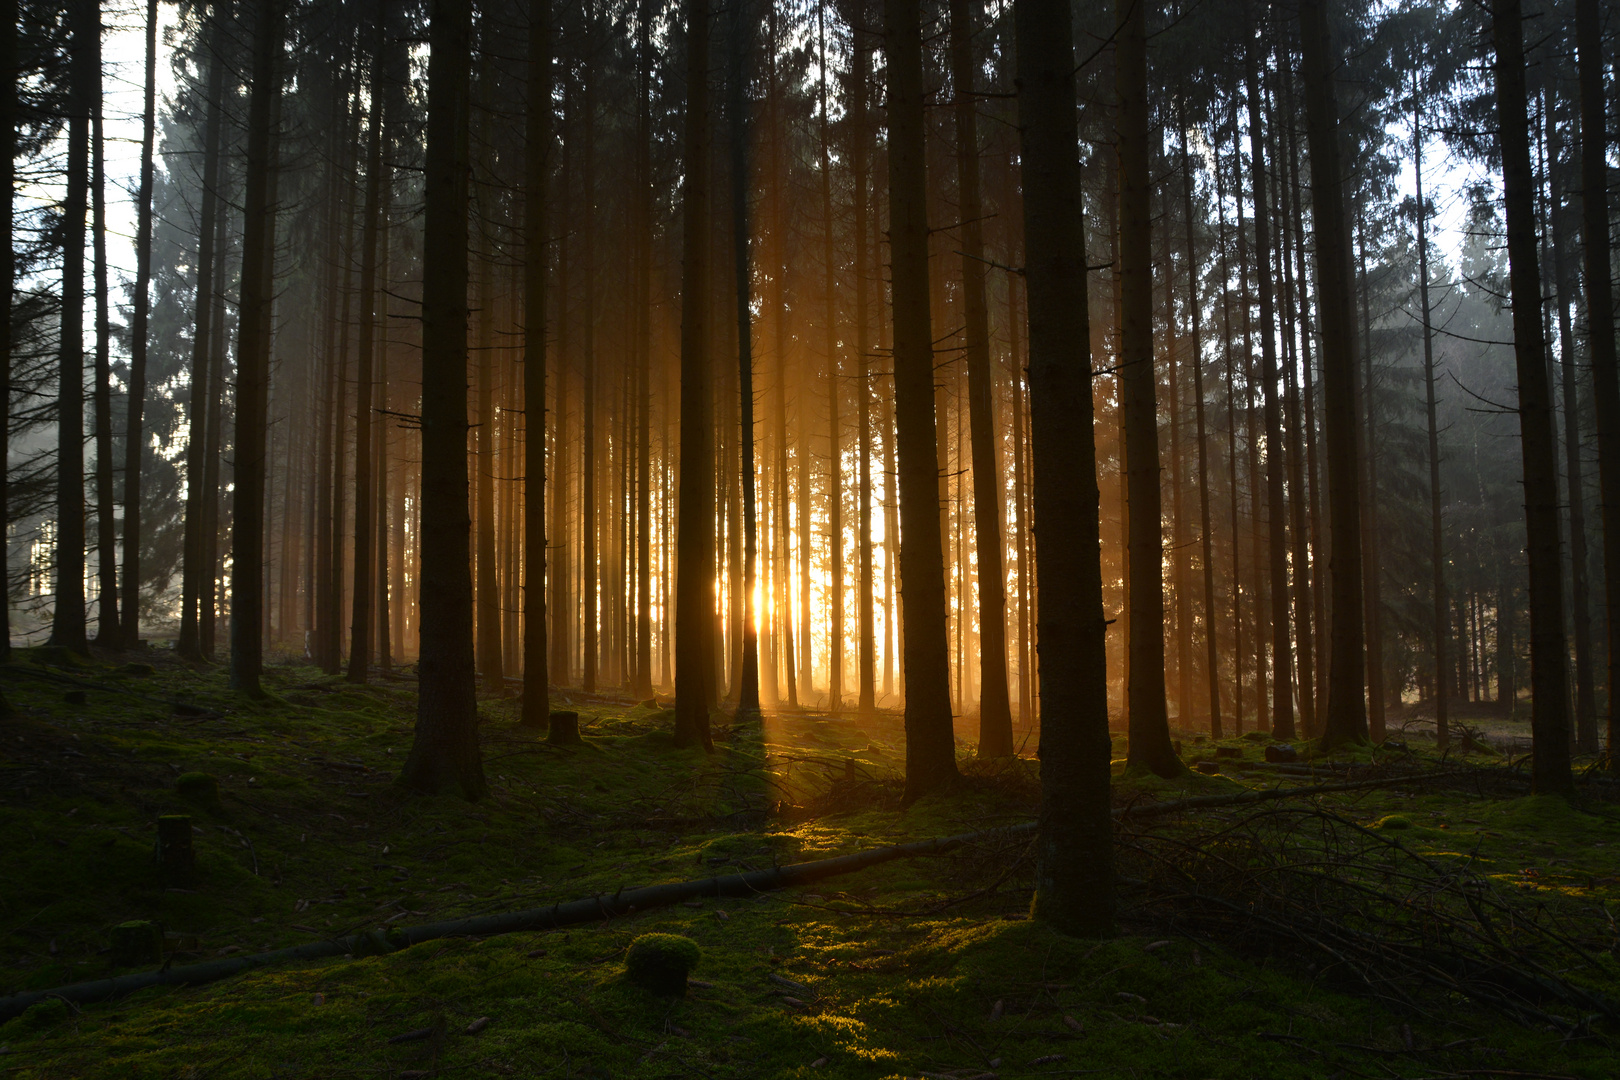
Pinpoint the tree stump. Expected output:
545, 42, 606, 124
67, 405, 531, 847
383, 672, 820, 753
110, 920, 162, 966
156, 815, 196, 883
1214, 747, 1243, 759
1264, 744, 1299, 763
547, 711, 582, 745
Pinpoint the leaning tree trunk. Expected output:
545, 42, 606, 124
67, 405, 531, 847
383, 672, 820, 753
1491, 0, 1573, 794
228, 0, 285, 697
887, 0, 960, 803
1298, 0, 1368, 748
49, 0, 95, 655
1016, 0, 1115, 938
951, 0, 1015, 756
1575, 0, 1620, 769
398, 0, 486, 799
1118, 0, 1178, 777
120, 0, 160, 649
674, 0, 718, 751
521, 0, 552, 726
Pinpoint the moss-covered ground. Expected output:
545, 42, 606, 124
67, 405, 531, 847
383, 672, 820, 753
2, 646, 1618, 1077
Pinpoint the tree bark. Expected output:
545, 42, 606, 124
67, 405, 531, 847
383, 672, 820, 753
950, 0, 1014, 754
227, 0, 284, 695
1016, 0, 1114, 937
521, 0, 553, 725
1413, 79, 1449, 750
90, 10, 119, 648
118, 0, 157, 650
674, 0, 718, 750
1180, 122, 1220, 737
1118, 0, 1178, 776
888, 0, 960, 802
0, 0, 12, 662
49, 0, 96, 655
1244, 58, 1294, 743
1491, 0, 1572, 792
1574, 0, 1620, 768
851, 2, 876, 718
1298, 0, 1368, 748
398, 0, 486, 799
347, 4, 388, 684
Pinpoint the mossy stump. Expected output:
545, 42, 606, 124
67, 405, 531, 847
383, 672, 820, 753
175, 771, 221, 811
547, 710, 582, 746
110, 920, 162, 966
625, 933, 700, 996
156, 815, 196, 883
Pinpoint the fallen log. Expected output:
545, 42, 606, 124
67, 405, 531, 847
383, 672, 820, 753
0, 768, 1454, 1021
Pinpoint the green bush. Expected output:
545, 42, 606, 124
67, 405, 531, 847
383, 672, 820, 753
624, 933, 700, 995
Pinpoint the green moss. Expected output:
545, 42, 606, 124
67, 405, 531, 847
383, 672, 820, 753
1374, 814, 1413, 830
623, 933, 700, 995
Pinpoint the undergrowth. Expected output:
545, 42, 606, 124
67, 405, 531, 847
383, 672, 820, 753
1, 645, 1617, 1078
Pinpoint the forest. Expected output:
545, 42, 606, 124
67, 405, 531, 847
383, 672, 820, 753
4, 0, 1620, 1074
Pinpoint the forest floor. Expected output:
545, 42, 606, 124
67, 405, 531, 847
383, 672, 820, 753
1, 646, 1618, 1079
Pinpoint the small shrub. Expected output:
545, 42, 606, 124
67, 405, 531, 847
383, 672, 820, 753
624, 933, 700, 995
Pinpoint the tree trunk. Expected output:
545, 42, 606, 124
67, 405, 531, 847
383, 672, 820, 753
817, 5, 843, 712
674, 0, 717, 751
727, 0, 760, 716
522, 0, 552, 725
90, 10, 119, 648
1215, 118, 1242, 734
1118, 0, 1178, 776
1413, 80, 1449, 749
227, 0, 284, 695
1244, 58, 1294, 743
852, 5, 876, 718
1575, 0, 1620, 767
1298, 0, 1368, 748
632, 0, 654, 701
1016, 0, 1114, 937
49, 0, 96, 655
347, 5, 388, 685
1491, 0, 1573, 793
949, 0, 1014, 753
888, 0, 959, 802
398, 0, 486, 799
0, 0, 12, 662
1179, 123, 1220, 737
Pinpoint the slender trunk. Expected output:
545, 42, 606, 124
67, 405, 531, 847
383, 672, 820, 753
399, 0, 485, 798
1491, 0, 1573, 791
1575, 0, 1619, 764
728, 0, 760, 716
1216, 119, 1242, 734
888, 0, 960, 802
0, 0, 13, 661
1547, 104, 1598, 753
1296, 0, 1367, 745
1119, 0, 1177, 775
674, 0, 717, 750
817, 5, 843, 711
1017, 0, 1115, 937
632, 1, 653, 700
522, 0, 552, 722
950, 0, 1014, 753
347, 6, 388, 684
49, 0, 95, 655
227, 0, 284, 695
1414, 83, 1449, 748
1181, 123, 1220, 737
90, 13, 119, 648
853, 7, 876, 717
1244, 58, 1294, 742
